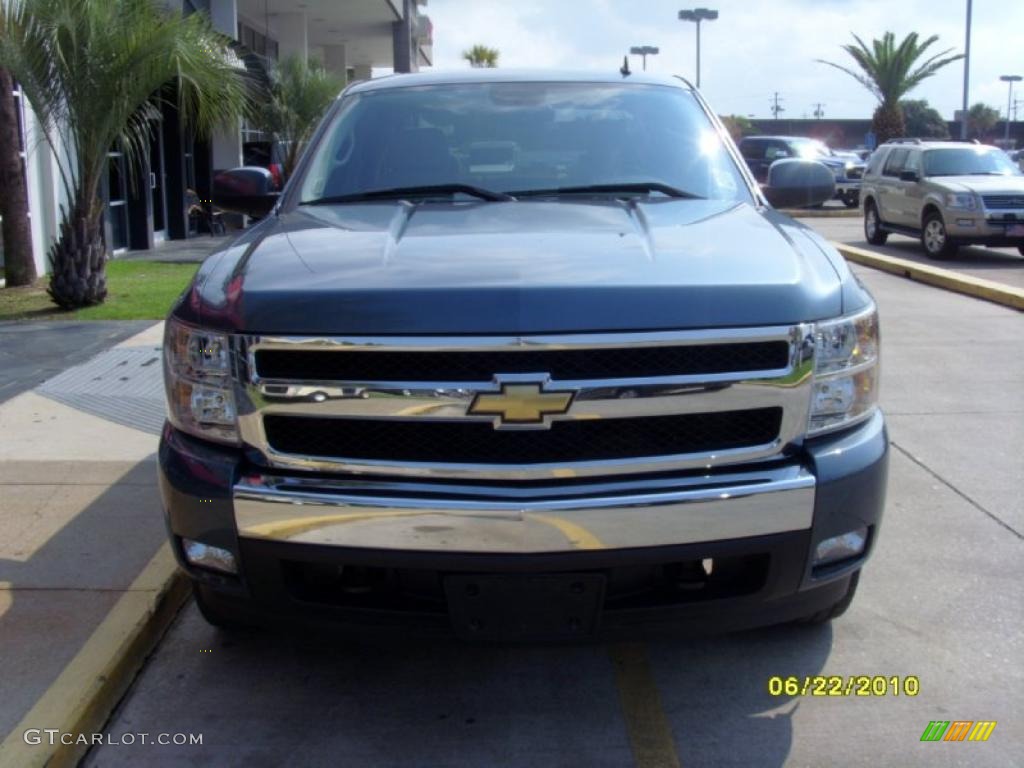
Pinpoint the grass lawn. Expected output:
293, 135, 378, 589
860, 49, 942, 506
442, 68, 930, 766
0, 261, 198, 322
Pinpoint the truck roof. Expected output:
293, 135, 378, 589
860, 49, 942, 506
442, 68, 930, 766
345, 68, 694, 95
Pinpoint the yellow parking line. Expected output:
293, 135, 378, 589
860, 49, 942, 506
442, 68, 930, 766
0, 544, 188, 768
835, 242, 1024, 311
609, 643, 682, 768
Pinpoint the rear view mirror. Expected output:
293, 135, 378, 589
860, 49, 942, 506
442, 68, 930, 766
763, 159, 835, 209
213, 167, 280, 218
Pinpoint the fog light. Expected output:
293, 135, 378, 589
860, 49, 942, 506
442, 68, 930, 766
813, 527, 868, 566
182, 538, 237, 574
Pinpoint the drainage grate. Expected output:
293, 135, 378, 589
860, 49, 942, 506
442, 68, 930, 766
35, 346, 166, 435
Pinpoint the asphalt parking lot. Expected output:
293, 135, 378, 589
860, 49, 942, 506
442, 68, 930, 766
801, 215, 1024, 289
83, 265, 1023, 768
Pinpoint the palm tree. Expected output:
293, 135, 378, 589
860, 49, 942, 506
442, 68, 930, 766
0, 0, 252, 308
967, 103, 999, 139
0, 67, 36, 287
463, 45, 499, 68
818, 32, 963, 145
252, 56, 345, 183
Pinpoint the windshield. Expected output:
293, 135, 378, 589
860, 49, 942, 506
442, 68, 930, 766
923, 147, 1023, 176
298, 82, 749, 203
790, 138, 832, 159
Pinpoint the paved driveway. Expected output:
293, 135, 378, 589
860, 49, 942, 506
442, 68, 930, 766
799, 215, 1024, 289
84, 266, 1023, 768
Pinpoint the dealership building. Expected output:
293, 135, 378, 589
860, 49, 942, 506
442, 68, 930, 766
8, 0, 433, 276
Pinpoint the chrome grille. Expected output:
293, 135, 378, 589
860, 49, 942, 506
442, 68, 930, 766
235, 327, 815, 481
983, 194, 1024, 210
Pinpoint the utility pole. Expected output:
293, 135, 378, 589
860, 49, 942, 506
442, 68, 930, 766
812, 102, 825, 119
960, 0, 972, 140
771, 92, 785, 120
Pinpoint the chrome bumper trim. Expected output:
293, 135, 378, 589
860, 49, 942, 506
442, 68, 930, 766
234, 465, 816, 553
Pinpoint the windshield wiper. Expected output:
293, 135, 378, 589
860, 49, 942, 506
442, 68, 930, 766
302, 184, 514, 205
509, 182, 702, 199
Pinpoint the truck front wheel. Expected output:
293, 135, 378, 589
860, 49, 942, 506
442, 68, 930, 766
799, 571, 860, 625
193, 582, 254, 631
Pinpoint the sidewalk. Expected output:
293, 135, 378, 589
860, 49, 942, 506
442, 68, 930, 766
0, 321, 175, 761
121, 232, 236, 264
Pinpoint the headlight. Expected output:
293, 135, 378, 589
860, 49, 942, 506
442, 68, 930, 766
164, 317, 239, 444
945, 192, 976, 210
808, 304, 879, 436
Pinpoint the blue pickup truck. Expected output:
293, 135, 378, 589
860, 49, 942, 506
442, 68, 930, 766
160, 70, 887, 640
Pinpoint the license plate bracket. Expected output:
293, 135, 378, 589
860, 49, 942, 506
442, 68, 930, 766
444, 573, 606, 641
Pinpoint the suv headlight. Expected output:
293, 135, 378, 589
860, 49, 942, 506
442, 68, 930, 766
945, 192, 976, 210
163, 317, 239, 444
808, 304, 879, 436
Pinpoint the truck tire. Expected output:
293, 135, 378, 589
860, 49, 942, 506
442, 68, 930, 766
921, 211, 958, 259
842, 190, 859, 208
193, 582, 254, 631
863, 201, 887, 245
799, 571, 860, 625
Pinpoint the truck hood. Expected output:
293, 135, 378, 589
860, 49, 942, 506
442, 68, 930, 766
184, 198, 846, 335
929, 175, 1024, 194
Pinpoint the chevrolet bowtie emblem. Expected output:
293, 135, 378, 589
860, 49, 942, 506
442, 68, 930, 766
468, 383, 574, 427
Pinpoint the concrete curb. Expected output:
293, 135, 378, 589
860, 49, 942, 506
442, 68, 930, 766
835, 243, 1024, 311
0, 546, 189, 768
784, 208, 861, 218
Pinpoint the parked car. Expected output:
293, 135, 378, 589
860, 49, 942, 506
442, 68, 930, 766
242, 140, 287, 190
738, 135, 865, 207
163, 70, 887, 640
860, 139, 1024, 259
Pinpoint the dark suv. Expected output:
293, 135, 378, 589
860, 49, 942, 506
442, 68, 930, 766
161, 70, 887, 640
739, 135, 865, 207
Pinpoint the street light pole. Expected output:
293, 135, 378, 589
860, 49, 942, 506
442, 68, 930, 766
629, 45, 659, 71
960, 0, 972, 140
1000, 74, 1022, 142
678, 8, 718, 88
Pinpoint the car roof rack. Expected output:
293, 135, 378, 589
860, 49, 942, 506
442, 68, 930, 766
887, 138, 923, 144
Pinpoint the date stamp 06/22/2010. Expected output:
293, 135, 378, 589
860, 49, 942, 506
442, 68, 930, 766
767, 675, 921, 697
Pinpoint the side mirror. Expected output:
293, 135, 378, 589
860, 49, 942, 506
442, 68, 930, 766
899, 169, 919, 182
763, 159, 836, 209
213, 167, 280, 218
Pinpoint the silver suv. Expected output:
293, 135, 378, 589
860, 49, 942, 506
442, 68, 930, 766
860, 139, 1024, 259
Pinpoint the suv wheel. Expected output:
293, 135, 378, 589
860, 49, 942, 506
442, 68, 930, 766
921, 211, 958, 259
863, 201, 887, 245
800, 571, 860, 625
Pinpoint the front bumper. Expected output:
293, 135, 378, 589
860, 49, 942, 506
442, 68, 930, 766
945, 212, 1024, 245
158, 411, 888, 636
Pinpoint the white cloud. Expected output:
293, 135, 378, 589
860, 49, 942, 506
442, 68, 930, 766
423, 0, 1024, 121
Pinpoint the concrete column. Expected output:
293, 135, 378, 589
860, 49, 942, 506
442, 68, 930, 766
351, 64, 372, 83
275, 12, 308, 62
323, 44, 348, 78
208, 0, 238, 37
392, 19, 412, 73
208, 0, 241, 175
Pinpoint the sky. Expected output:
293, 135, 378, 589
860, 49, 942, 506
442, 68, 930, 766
419, 0, 1024, 121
